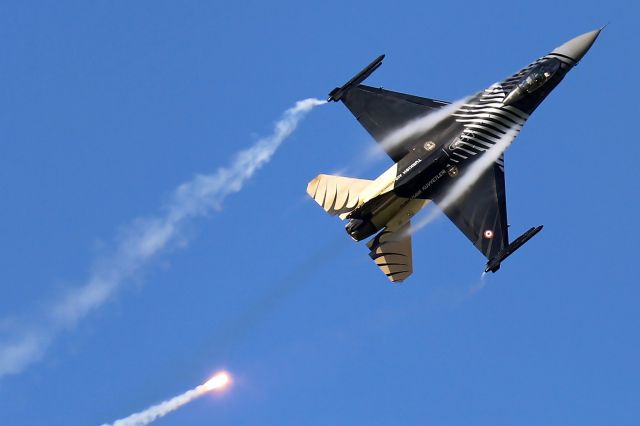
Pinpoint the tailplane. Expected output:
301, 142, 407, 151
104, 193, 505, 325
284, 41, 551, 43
367, 222, 413, 283
306, 174, 372, 217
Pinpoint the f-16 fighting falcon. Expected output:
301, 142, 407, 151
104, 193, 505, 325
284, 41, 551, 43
307, 29, 602, 282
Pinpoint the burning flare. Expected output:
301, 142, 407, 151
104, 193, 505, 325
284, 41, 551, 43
103, 371, 232, 426
202, 371, 231, 392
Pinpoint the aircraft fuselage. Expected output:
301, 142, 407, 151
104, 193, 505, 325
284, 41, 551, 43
344, 53, 574, 241
312, 28, 601, 280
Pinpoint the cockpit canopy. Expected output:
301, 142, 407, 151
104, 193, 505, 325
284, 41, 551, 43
503, 58, 563, 106
518, 59, 562, 94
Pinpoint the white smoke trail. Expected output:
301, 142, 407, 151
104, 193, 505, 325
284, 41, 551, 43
0, 98, 326, 378
468, 272, 488, 296
408, 127, 519, 235
104, 372, 231, 426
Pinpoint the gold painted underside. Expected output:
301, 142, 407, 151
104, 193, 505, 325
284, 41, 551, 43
307, 167, 428, 283
367, 222, 413, 283
306, 174, 372, 216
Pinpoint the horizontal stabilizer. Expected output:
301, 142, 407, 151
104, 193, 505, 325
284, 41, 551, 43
367, 222, 413, 283
307, 174, 372, 216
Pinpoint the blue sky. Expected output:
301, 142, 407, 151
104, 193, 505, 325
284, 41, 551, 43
1, 1, 639, 425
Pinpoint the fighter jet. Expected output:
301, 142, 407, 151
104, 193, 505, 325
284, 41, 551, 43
307, 29, 601, 282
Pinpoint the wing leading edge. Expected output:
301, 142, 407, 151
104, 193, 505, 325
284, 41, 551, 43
341, 85, 450, 162
328, 55, 452, 162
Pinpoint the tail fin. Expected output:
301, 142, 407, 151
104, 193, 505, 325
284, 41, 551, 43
306, 174, 372, 217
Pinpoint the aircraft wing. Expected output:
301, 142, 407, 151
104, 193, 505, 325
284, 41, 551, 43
436, 163, 509, 260
341, 85, 449, 162
366, 222, 413, 282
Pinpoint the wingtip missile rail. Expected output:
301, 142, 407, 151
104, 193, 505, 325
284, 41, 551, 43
327, 54, 385, 102
485, 225, 544, 273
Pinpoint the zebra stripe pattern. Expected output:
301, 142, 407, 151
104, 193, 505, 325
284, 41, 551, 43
447, 55, 558, 171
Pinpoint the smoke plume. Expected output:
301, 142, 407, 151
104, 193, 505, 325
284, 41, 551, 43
0, 98, 326, 378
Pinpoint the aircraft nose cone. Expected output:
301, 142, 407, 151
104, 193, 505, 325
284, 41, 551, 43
551, 28, 602, 63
